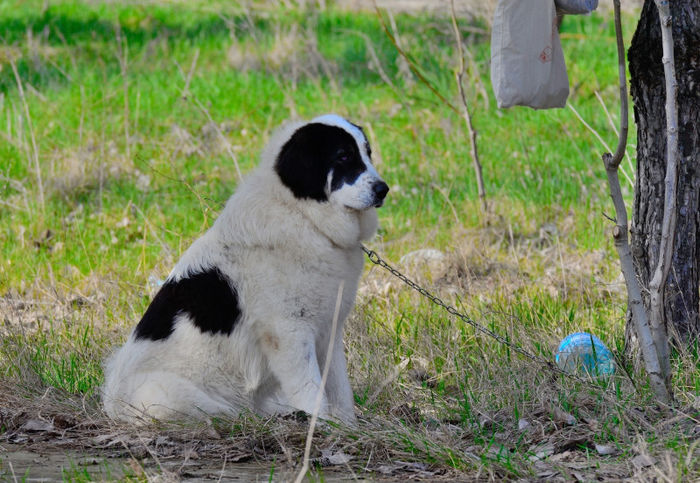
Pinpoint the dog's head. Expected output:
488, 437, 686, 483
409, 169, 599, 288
274, 114, 389, 210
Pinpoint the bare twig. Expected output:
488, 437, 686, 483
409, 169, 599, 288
386, 9, 414, 88
594, 90, 635, 183
373, 3, 460, 116
569, 103, 614, 154
8, 461, 18, 483
295, 280, 344, 483
569, 102, 634, 187
182, 48, 200, 98
647, 0, 678, 389
450, 0, 486, 212
601, 0, 671, 403
374, 1, 487, 212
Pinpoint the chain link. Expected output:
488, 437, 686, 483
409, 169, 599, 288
362, 245, 576, 378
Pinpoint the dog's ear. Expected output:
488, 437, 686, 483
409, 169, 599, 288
274, 123, 332, 202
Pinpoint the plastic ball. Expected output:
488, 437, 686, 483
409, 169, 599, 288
555, 332, 615, 377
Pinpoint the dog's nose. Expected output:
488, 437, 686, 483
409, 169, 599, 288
373, 181, 389, 202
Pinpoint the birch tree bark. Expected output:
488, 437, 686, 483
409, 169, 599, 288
628, 0, 700, 343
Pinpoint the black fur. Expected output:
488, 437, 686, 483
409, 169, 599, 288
349, 122, 372, 157
134, 267, 241, 341
275, 123, 368, 201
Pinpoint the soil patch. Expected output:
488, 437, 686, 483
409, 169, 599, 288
0, 443, 305, 481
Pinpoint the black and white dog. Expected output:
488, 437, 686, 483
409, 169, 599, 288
103, 115, 388, 424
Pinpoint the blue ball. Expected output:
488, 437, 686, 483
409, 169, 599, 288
556, 332, 615, 376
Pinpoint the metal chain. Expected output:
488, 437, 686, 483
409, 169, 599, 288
361, 245, 574, 378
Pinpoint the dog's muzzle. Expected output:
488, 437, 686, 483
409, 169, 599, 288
372, 181, 389, 207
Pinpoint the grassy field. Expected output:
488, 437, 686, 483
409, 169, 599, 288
1, 0, 698, 480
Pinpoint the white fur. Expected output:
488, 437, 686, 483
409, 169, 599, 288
311, 114, 383, 210
102, 116, 383, 425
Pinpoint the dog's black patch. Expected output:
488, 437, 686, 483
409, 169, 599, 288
134, 267, 241, 341
275, 123, 367, 201
349, 122, 372, 157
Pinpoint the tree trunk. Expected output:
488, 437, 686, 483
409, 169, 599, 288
628, 1, 700, 343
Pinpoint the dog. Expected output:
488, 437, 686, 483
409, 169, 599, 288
102, 114, 388, 425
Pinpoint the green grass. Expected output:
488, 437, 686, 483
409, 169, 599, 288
1, 0, 698, 480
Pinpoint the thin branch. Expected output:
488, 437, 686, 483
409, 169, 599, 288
609, 4, 630, 169
568, 101, 635, 188
647, 0, 678, 390
373, 2, 460, 116
450, 0, 486, 212
569, 103, 614, 154
594, 90, 635, 182
601, 0, 671, 403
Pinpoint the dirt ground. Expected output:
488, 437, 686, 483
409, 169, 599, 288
1, 444, 384, 481
0, 388, 460, 481
1, 1, 653, 481
0, 417, 453, 482
1, 444, 321, 482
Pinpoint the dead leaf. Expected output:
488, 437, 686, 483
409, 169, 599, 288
529, 443, 555, 461
204, 427, 221, 440
556, 436, 590, 453
550, 450, 574, 462
320, 449, 353, 466
518, 418, 531, 431
552, 406, 577, 425
21, 419, 55, 432
534, 460, 559, 478
632, 454, 656, 469
93, 433, 152, 448
226, 451, 253, 463
571, 471, 586, 481
595, 443, 618, 456
93, 433, 120, 444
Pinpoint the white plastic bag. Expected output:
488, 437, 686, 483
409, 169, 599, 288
555, 0, 598, 15
490, 0, 569, 109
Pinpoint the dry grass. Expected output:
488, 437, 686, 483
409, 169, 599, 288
3, 222, 697, 480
